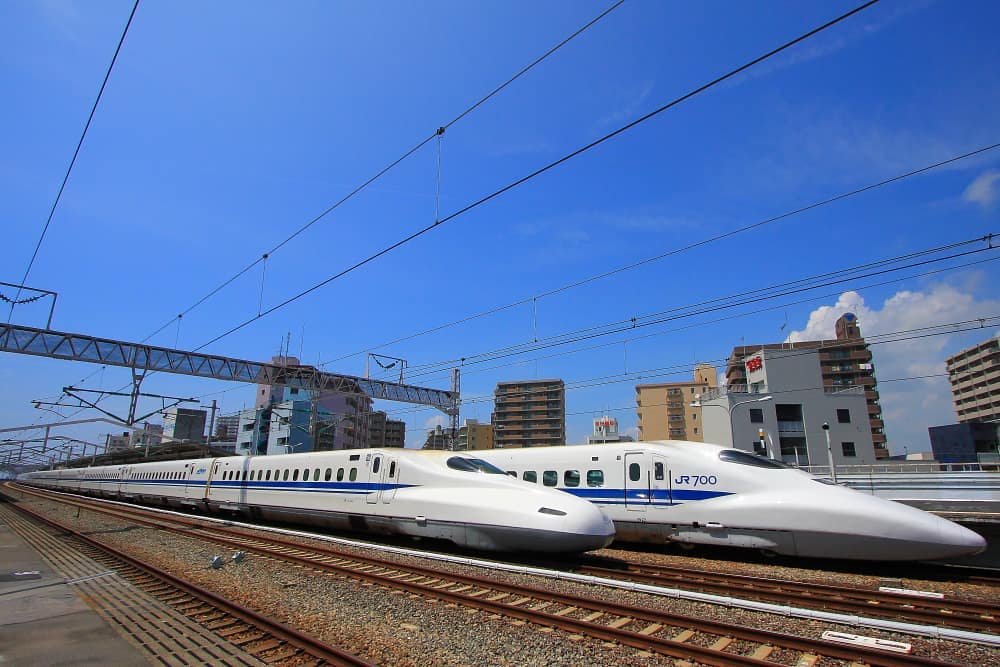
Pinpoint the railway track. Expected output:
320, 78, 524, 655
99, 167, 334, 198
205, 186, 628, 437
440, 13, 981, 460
1, 498, 373, 667
9, 485, 985, 667
568, 559, 1000, 635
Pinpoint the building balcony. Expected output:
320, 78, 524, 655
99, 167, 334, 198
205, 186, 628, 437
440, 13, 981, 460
777, 421, 805, 433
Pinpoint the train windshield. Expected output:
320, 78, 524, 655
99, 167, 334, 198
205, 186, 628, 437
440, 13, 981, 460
446, 456, 507, 475
718, 450, 789, 469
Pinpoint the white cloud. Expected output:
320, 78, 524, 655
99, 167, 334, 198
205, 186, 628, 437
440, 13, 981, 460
787, 284, 1000, 455
963, 170, 1000, 208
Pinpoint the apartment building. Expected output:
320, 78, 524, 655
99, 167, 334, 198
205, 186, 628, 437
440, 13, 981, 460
724, 313, 888, 457
367, 411, 406, 448
947, 335, 1000, 423
493, 379, 565, 448
702, 347, 877, 466
635, 364, 716, 441
456, 419, 495, 450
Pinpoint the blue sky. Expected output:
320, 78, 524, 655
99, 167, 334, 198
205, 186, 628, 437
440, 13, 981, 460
2, 0, 998, 457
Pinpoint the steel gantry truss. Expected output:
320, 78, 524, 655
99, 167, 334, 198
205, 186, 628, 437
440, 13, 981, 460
0, 323, 459, 417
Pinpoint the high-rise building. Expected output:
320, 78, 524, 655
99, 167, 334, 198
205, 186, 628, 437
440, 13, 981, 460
724, 313, 887, 457
946, 335, 1000, 423
422, 424, 451, 450
367, 411, 406, 448
105, 431, 131, 453
493, 379, 565, 448
635, 364, 716, 441
456, 419, 495, 450
163, 407, 207, 444
213, 414, 241, 442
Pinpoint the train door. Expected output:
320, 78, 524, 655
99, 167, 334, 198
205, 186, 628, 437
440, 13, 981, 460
117, 466, 129, 496
624, 452, 649, 511
381, 457, 398, 504
651, 454, 671, 507
366, 454, 383, 504
239, 457, 252, 506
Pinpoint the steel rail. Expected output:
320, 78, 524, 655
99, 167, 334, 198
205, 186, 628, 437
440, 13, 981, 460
573, 561, 999, 634
12, 485, 963, 667
6, 497, 374, 667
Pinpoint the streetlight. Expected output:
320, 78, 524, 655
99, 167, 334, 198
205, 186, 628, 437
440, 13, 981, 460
691, 395, 773, 455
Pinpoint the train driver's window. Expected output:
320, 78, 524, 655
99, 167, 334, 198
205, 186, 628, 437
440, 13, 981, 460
388, 461, 396, 478
628, 463, 641, 482
507, 471, 516, 477
587, 470, 604, 487
542, 470, 558, 486
325, 468, 332, 481
654, 462, 665, 480
564, 470, 580, 487
372, 458, 381, 474
522, 471, 537, 483
313, 469, 320, 481
337, 468, 344, 481
292, 469, 299, 481
349, 468, 358, 481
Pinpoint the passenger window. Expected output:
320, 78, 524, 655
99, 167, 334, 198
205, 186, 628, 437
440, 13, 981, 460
325, 468, 332, 481
266, 470, 272, 481
337, 468, 344, 481
629, 462, 641, 482
587, 470, 604, 487
564, 470, 580, 487
293, 469, 299, 481
543, 470, 558, 487
654, 462, 664, 480
388, 461, 396, 478
349, 468, 358, 481
523, 471, 537, 483
302, 468, 309, 479
283, 469, 289, 481
373, 458, 381, 474
313, 469, 320, 481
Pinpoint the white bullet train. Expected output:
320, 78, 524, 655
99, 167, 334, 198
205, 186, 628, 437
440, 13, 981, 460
475, 441, 987, 561
18, 448, 614, 554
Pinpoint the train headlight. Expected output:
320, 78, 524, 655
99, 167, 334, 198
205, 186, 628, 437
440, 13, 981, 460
538, 507, 567, 516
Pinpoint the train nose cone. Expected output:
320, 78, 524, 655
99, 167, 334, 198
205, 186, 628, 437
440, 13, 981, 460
934, 519, 987, 559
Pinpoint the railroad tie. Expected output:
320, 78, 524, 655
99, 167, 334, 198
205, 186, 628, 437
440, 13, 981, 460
672, 629, 696, 642
637, 623, 662, 636
554, 606, 578, 617
795, 654, 819, 667
710, 637, 732, 651
606, 617, 632, 629
750, 645, 774, 660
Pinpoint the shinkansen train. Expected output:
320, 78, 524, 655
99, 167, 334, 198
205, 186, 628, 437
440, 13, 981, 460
18, 449, 614, 553
475, 441, 987, 561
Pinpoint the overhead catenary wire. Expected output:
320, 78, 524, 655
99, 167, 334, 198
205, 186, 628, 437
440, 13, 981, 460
136, 0, 626, 346
379, 316, 1000, 420
194, 0, 883, 353
393, 235, 997, 381
7, 0, 141, 324
318, 141, 1000, 370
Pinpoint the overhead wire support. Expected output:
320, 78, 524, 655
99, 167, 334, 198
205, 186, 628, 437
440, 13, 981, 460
195, 0, 883, 352
7, 0, 140, 324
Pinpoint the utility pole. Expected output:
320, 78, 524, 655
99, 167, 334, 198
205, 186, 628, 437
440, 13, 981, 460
205, 399, 217, 456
